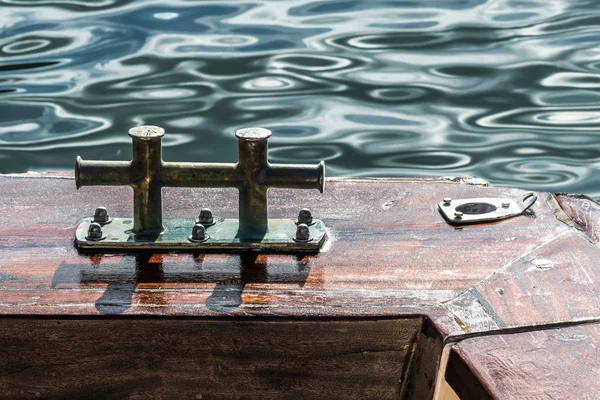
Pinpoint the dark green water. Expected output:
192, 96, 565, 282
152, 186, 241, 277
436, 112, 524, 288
2, 0, 600, 196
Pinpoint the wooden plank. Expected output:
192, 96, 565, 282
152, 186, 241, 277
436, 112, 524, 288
405, 319, 445, 400
0, 175, 572, 320
554, 193, 600, 243
0, 318, 422, 399
4, 174, 600, 398
440, 229, 600, 336
450, 323, 600, 399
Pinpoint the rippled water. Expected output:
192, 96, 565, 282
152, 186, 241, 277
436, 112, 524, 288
2, 0, 600, 196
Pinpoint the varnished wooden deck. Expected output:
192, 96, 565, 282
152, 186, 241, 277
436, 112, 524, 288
1, 173, 599, 398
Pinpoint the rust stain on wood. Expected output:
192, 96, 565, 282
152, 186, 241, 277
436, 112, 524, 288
453, 315, 471, 334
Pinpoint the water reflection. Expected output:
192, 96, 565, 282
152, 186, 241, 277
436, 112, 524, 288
1, 0, 600, 196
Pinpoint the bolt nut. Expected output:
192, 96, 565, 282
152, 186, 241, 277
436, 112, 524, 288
93, 207, 111, 224
86, 222, 105, 241
294, 223, 311, 241
443, 198, 452, 205
297, 208, 313, 225
189, 223, 209, 242
454, 211, 463, 218
197, 208, 215, 226
502, 202, 510, 208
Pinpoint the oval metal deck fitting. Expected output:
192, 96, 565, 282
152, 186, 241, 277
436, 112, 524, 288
438, 192, 538, 225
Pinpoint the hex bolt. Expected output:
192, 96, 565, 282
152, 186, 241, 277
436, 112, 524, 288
197, 208, 215, 226
86, 222, 105, 241
295, 223, 310, 241
502, 202, 510, 208
454, 211, 463, 218
189, 223, 208, 242
93, 207, 111, 224
297, 208, 313, 225
443, 198, 452, 205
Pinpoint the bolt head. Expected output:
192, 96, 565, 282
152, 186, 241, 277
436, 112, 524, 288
93, 207, 110, 224
87, 222, 104, 239
198, 208, 214, 225
295, 223, 310, 241
297, 208, 313, 225
454, 211, 463, 218
191, 223, 207, 241
443, 198, 452, 205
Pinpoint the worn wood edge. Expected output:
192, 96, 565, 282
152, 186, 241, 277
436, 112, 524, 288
553, 192, 600, 244
447, 321, 600, 400
437, 227, 572, 338
440, 346, 494, 400
432, 345, 459, 400
436, 216, 600, 339
404, 317, 446, 399
546, 193, 584, 233
445, 320, 600, 399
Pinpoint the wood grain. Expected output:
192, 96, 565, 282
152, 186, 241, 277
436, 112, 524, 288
3, 174, 600, 399
451, 323, 600, 399
441, 230, 600, 336
0, 175, 570, 320
0, 318, 421, 399
554, 193, 600, 243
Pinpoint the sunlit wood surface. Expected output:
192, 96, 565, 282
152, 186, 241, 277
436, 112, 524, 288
1, 174, 599, 398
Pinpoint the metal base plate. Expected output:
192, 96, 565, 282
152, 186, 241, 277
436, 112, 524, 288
437, 192, 537, 225
75, 218, 327, 252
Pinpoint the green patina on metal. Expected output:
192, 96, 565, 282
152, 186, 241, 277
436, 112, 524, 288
75, 218, 327, 251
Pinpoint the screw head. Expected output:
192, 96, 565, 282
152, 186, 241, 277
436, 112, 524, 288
297, 208, 313, 225
295, 223, 311, 241
454, 211, 463, 218
443, 198, 452, 205
86, 222, 105, 241
502, 202, 510, 208
198, 208, 214, 226
189, 223, 208, 242
93, 207, 111, 224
